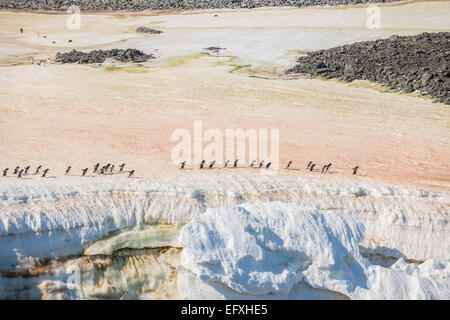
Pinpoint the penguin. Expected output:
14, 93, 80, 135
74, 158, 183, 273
24, 166, 30, 175
3, 168, 8, 177
234, 159, 239, 168
128, 170, 135, 178
208, 160, 215, 169
119, 163, 125, 172
65, 166, 71, 175
20, 28, 23, 34
180, 161, 186, 170
259, 160, 265, 168
105, 164, 111, 171
35, 166, 42, 175
250, 160, 256, 167
352, 166, 359, 175
307, 161, 312, 169
13, 166, 20, 174
42, 169, 49, 177
224, 160, 230, 168
200, 160, 206, 169
94, 163, 100, 173
266, 162, 272, 169
18, 169, 23, 178
310, 164, 316, 172
110, 165, 115, 173
82, 168, 88, 176
326, 163, 332, 172
321, 165, 327, 173
100, 167, 106, 174
286, 161, 293, 169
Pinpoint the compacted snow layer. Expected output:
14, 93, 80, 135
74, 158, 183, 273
0, 174, 448, 266
0, 173, 448, 298
178, 202, 449, 299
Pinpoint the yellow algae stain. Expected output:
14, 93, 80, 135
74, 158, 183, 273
103, 64, 152, 73
302, 76, 437, 103
164, 53, 205, 68
348, 80, 435, 102
348, 80, 396, 94
212, 56, 251, 74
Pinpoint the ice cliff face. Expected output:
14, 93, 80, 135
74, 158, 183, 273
0, 173, 448, 299
178, 202, 449, 299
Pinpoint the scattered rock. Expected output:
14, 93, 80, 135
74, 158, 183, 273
135, 27, 162, 34
204, 46, 225, 54
54, 49, 155, 64
403, 84, 414, 93
344, 63, 355, 75
287, 32, 450, 104
421, 72, 432, 86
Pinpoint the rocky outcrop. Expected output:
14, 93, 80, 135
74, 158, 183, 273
136, 27, 162, 34
0, 0, 401, 11
55, 49, 154, 64
287, 32, 450, 104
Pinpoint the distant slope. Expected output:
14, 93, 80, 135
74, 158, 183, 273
0, 0, 402, 11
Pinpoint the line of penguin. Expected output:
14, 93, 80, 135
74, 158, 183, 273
180, 159, 359, 175
1, 163, 135, 179
1, 161, 359, 180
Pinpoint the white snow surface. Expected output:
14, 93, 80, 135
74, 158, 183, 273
0, 174, 448, 299
0, 173, 448, 268
178, 202, 450, 299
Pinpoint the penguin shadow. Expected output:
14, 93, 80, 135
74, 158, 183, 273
286, 168, 301, 171
355, 173, 368, 177
125, 170, 141, 179
180, 168, 194, 171
66, 174, 94, 177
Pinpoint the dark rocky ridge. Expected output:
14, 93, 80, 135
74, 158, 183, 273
287, 32, 450, 104
0, 0, 401, 11
55, 49, 154, 63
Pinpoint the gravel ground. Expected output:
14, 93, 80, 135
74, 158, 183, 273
54, 49, 154, 63
0, 0, 401, 11
287, 32, 450, 104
